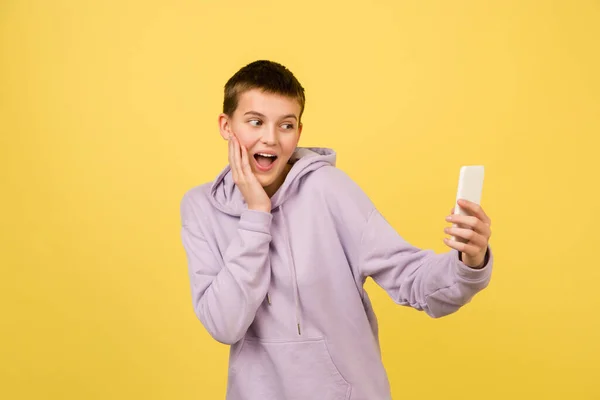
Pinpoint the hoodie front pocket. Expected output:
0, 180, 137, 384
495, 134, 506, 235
227, 337, 351, 400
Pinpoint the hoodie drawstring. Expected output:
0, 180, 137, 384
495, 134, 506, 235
279, 204, 302, 335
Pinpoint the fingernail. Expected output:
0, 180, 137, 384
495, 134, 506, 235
446, 216, 452, 221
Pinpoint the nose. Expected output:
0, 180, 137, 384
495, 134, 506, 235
260, 125, 278, 146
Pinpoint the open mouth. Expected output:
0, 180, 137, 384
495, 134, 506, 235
253, 153, 278, 171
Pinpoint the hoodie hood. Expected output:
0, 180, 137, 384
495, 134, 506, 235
209, 147, 336, 216
208, 147, 336, 338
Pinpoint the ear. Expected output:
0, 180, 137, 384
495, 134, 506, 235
298, 122, 303, 138
218, 113, 233, 140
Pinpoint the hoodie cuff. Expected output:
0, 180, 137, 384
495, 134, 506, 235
453, 246, 493, 282
239, 210, 273, 235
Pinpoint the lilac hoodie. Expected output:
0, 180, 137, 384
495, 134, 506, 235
180, 148, 493, 400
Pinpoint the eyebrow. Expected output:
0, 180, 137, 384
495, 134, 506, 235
244, 111, 298, 121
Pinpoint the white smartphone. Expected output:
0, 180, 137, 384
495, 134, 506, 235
452, 165, 485, 243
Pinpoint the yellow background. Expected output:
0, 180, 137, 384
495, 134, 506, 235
1, 0, 599, 399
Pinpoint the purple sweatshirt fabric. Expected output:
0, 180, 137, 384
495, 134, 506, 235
180, 147, 493, 400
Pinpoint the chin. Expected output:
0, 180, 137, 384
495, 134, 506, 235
256, 174, 276, 188
261, 179, 278, 189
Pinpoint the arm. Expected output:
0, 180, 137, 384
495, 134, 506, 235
180, 194, 272, 344
359, 208, 493, 318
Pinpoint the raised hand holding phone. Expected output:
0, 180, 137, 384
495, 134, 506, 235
443, 166, 492, 268
229, 134, 271, 213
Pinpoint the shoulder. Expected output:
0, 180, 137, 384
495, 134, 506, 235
180, 182, 213, 224
305, 165, 357, 191
304, 166, 375, 218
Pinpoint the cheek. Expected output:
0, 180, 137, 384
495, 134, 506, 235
281, 135, 300, 155
232, 127, 258, 149
239, 138, 255, 151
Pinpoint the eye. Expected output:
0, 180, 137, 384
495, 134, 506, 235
249, 119, 262, 127
282, 123, 294, 130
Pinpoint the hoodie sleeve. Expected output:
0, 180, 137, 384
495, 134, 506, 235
180, 193, 272, 344
359, 208, 493, 318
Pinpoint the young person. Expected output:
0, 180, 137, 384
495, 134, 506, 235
180, 60, 493, 400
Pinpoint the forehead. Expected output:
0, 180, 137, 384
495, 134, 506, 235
236, 89, 301, 118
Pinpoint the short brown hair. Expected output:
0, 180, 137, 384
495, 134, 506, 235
223, 60, 305, 121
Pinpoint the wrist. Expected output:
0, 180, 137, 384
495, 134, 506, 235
248, 203, 271, 213
460, 248, 489, 269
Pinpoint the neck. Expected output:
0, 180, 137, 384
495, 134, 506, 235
264, 163, 292, 198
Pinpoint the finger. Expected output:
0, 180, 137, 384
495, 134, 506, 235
447, 214, 490, 236
240, 144, 253, 176
228, 136, 237, 181
457, 199, 491, 224
236, 137, 245, 182
443, 237, 481, 257
444, 226, 487, 248
232, 136, 243, 182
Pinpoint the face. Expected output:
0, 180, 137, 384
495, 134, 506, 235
219, 89, 303, 196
